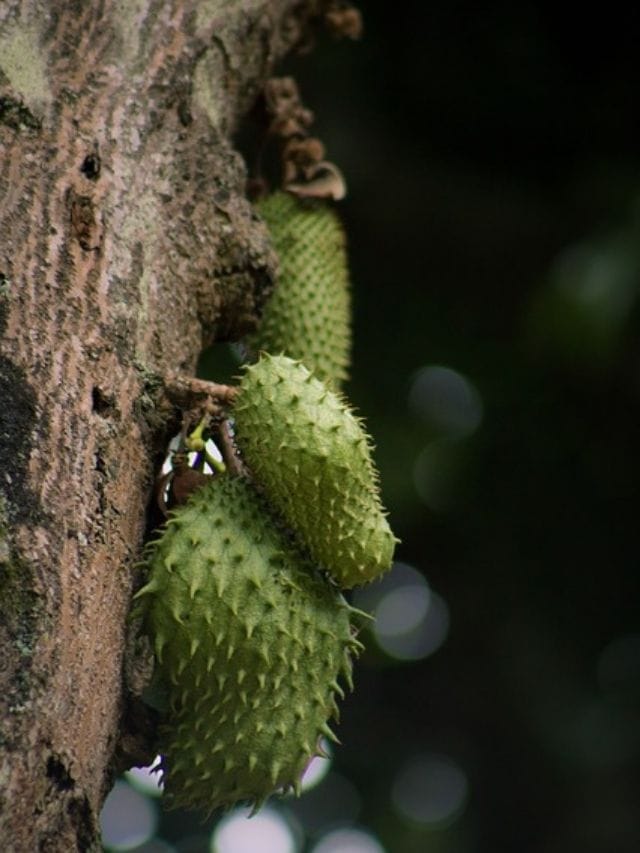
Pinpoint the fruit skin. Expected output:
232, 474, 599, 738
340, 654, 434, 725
233, 353, 397, 588
135, 475, 358, 815
245, 191, 351, 389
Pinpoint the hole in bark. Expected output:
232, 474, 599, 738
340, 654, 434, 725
94, 447, 109, 517
92, 386, 115, 416
80, 152, 101, 180
46, 754, 75, 791
177, 100, 192, 126
95, 451, 106, 475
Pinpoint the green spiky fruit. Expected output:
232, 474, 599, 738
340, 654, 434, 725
246, 191, 351, 389
135, 475, 359, 814
233, 353, 397, 588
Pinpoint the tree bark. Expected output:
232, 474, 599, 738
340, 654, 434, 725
0, 2, 323, 848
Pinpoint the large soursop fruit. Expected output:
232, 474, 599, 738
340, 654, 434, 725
233, 353, 397, 588
245, 191, 351, 389
135, 475, 359, 814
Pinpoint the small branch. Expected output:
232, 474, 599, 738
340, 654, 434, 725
164, 372, 239, 413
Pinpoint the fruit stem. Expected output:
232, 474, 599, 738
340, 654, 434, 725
185, 417, 226, 474
216, 418, 246, 478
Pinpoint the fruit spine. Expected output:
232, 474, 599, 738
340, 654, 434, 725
135, 475, 360, 814
232, 353, 396, 588
245, 191, 351, 389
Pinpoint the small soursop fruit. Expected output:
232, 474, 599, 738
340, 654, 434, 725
135, 475, 360, 814
233, 353, 397, 588
245, 191, 351, 389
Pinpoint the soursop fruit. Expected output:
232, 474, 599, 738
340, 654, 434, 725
232, 353, 397, 588
245, 191, 351, 389
135, 475, 360, 814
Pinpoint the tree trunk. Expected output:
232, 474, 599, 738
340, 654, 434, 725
0, 2, 323, 848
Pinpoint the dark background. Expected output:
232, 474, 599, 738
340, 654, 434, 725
105, 4, 640, 852
285, 6, 640, 850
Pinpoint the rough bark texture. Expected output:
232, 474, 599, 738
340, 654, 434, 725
0, 1, 324, 849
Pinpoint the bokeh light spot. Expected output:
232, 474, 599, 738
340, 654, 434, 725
353, 562, 424, 612
125, 757, 164, 798
375, 584, 430, 636
408, 365, 483, 437
299, 740, 332, 792
354, 563, 449, 662
553, 243, 637, 323
392, 754, 468, 826
211, 806, 298, 853
100, 780, 158, 851
310, 826, 386, 853
374, 590, 449, 661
